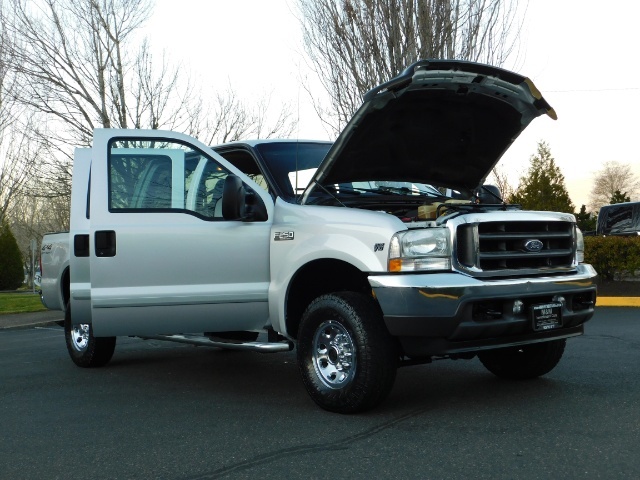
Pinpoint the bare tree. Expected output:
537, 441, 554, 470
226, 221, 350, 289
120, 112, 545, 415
0, 124, 48, 222
0, 2, 46, 223
7, 184, 71, 286
0, 0, 159, 219
128, 39, 211, 135
7, 0, 298, 146
1, 2, 53, 279
186, 88, 254, 145
252, 93, 297, 140
186, 86, 297, 146
3, 0, 297, 230
589, 161, 640, 211
486, 163, 515, 200
297, 0, 524, 134
5, 0, 155, 146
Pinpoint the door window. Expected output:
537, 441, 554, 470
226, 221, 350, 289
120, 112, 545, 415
108, 139, 232, 219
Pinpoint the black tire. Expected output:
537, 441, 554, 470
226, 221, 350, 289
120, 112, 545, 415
297, 292, 398, 414
478, 339, 566, 380
64, 302, 116, 368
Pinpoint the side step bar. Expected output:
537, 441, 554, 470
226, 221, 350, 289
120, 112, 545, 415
141, 334, 294, 353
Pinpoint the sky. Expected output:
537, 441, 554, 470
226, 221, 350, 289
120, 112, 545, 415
146, 0, 640, 210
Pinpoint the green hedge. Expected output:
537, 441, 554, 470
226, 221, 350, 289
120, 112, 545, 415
584, 236, 640, 280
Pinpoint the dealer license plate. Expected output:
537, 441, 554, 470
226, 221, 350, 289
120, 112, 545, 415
531, 302, 563, 331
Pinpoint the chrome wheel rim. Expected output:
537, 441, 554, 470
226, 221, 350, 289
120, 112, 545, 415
70, 323, 90, 352
312, 320, 356, 389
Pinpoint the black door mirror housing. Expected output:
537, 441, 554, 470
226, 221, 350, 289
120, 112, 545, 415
476, 184, 503, 204
222, 175, 268, 222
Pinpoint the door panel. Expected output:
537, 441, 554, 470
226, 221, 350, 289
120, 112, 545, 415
89, 130, 273, 337
69, 149, 92, 324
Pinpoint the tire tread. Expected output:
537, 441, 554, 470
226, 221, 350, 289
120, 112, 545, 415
297, 292, 397, 413
478, 339, 566, 380
64, 303, 116, 368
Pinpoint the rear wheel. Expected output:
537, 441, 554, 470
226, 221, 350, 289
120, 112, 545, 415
297, 292, 397, 413
64, 302, 116, 368
478, 339, 566, 380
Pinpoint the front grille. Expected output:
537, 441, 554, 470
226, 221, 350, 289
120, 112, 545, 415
456, 221, 575, 276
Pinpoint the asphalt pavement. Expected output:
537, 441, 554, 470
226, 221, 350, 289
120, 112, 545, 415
1, 307, 639, 479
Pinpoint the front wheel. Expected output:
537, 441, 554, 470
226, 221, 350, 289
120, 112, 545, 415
478, 339, 566, 380
64, 303, 116, 368
297, 292, 398, 414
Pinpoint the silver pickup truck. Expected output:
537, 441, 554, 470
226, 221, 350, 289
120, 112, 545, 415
41, 60, 598, 413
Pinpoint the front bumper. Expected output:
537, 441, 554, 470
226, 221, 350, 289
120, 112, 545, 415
369, 264, 597, 357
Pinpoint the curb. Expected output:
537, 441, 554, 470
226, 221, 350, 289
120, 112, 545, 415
0, 311, 64, 330
597, 297, 640, 307
0, 320, 61, 330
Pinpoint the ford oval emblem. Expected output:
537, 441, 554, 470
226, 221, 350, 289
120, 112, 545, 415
524, 239, 544, 252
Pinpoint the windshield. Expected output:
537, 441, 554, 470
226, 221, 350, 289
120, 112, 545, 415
256, 142, 331, 200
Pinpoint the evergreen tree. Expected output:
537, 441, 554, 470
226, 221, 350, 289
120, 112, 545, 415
575, 204, 597, 232
610, 190, 631, 204
508, 141, 575, 213
0, 221, 24, 290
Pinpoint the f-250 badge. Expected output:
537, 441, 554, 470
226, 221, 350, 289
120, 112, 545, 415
274, 231, 294, 241
374, 243, 385, 252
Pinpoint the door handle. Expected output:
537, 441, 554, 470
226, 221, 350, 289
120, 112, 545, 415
95, 230, 116, 257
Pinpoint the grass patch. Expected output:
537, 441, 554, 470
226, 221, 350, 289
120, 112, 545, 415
0, 293, 47, 315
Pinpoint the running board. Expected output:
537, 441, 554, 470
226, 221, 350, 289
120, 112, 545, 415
141, 334, 294, 353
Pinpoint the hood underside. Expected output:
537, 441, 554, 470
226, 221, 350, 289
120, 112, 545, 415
308, 60, 555, 197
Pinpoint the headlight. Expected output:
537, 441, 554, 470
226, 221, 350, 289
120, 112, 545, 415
388, 229, 451, 272
576, 227, 585, 263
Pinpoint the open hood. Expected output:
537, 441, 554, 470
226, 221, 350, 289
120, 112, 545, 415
305, 60, 555, 200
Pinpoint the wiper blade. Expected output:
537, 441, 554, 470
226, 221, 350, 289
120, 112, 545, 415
377, 186, 411, 195
334, 186, 374, 195
318, 183, 451, 200
377, 185, 450, 199
322, 186, 389, 195
338, 185, 449, 198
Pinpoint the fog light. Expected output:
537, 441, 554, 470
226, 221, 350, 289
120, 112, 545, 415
513, 300, 524, 315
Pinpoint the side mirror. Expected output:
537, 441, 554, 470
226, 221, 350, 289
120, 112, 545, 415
222, 175, 245, 220
244, 190, 268, 222
222, 175, 268, 222
475, 184, 503, 204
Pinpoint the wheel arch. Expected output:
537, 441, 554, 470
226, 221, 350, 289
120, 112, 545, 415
285, 258, 372, 339
61, 266, 70, 312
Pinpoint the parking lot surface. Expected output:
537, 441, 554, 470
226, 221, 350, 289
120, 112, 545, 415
1, 308, 638, 479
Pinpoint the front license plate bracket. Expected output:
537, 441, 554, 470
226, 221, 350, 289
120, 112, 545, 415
531, 302, 563, 331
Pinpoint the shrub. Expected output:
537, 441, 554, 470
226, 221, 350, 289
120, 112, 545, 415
584, 236, 640, 280
0, 221, 24, 290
